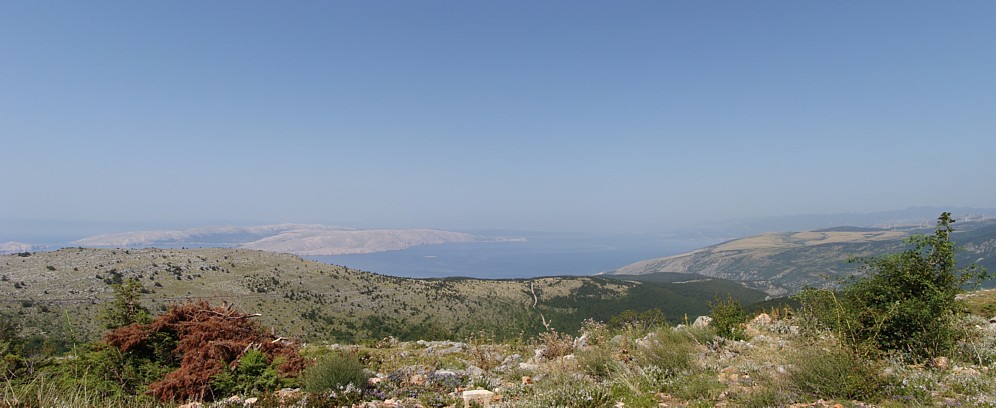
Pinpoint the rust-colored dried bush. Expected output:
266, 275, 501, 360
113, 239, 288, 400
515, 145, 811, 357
104, 300, 305, 401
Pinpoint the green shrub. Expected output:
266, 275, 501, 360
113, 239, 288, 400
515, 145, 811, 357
100, 279, 152, 330
798, 213, 989, 362
537, 330, 574, 359
666, 371, 725, 402
795, 287, 843, 336
788, 345, 883, 401
577, 347, 620, 379
466, 331, 502, 371
0, 316, 27, 382
604, 374, 658, 407
680, 325, 716, 345
56, 342, 171, 400
300, 351, 370, 394
577, 319, 611, 348
210, 349, 282, 398
633, 329, 694, 379
709, 295, 748, 341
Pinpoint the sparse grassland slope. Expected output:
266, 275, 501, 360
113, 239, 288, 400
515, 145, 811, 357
610, 220, 996, 296
0, 248, 764, 344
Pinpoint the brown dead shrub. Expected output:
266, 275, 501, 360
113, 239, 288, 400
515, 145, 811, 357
538, 330, 575, 359
104, 300, 306, 402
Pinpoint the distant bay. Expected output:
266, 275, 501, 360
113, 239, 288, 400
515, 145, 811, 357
305, 232, 721, 279
2, 226, 723, 279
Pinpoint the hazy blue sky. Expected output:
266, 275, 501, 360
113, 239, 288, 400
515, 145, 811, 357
2, 2, 995, 233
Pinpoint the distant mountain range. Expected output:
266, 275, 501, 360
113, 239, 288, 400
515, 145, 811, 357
70, 224, 524, 256
673, 206, 996, 239
607, 218, 996, 296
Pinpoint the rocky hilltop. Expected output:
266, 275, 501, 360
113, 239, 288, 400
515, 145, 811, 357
609, 221, 996, 296
0, 247, 764, 343
72, 224, 522, 256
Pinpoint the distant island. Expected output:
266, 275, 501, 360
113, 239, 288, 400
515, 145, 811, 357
71, 224, 525, 256
0, 241, 40, 254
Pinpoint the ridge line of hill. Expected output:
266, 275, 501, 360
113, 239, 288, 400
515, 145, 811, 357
607, 219, 996, 296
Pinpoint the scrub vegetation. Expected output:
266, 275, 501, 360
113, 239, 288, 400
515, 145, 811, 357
2, 213, 995, 406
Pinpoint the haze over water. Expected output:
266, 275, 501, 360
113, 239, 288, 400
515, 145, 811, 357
306, 233, 721, 279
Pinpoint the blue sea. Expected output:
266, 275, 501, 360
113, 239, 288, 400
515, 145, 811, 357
2, 223, 722, 280
305, 232, 721, 279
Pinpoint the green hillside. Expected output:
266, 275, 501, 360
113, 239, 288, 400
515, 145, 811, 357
596, 272, 768, 321
0, 248, 765, 345
9, 220, 996, 407
611, 219, 996, 296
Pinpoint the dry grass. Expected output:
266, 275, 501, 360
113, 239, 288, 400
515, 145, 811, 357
714, 230, 907, 252
1, 248, 636, 343
9, 306, 996, 407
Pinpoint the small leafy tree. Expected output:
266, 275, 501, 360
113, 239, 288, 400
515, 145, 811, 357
709, 295, 748, 340
800, 212, 988, 361
59, 341, 171, 399
101, 278, 152, 330
0, 315, 25, 381
211, 349, 282, 397
849, 212, 987, 359
46, 278, 167, 398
